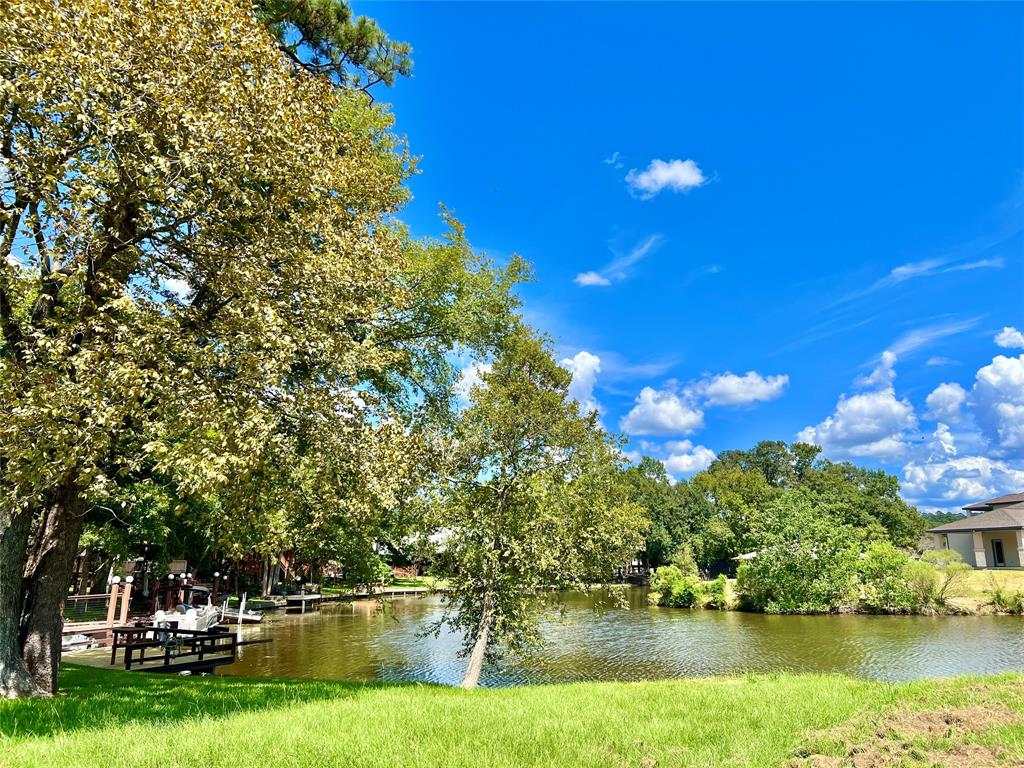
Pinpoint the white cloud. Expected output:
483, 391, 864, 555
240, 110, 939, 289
453, 361, 491, 401
834, 257, 1005, 307
933, 423, 957, 456
574, 235, 663, 287
573, 271, 611, 287
869, 257, 1005, 293
620, 386, 704, 436
603, 151, 623, 169
924, 382, 966, 423
692, 371, 789, 406
625, 159, 707, 199
902, 454, 1024, 509
797, 352, 916, 459
995, 326, 1024, 349
972, 353, 1024, 452
560, 350, 602, 416
662, 440, 716, 476
856, 350, 897, 388
887, 317, 981, 358
926, 356, 959, 367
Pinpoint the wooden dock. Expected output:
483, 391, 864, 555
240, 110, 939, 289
285, 593, 323, 613
109, 625, 269, 674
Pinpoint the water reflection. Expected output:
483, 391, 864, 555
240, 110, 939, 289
219, 589, 1024, 687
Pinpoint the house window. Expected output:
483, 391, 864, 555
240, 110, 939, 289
992, 539, 1006, 568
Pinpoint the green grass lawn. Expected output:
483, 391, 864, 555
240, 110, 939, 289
945, 569, 1024, 613
1, 666, 1022, 767
959, 569, 1024, 597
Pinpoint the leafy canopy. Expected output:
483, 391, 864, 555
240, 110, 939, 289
423, 325, 647, 674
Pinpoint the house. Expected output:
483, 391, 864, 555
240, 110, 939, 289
926, 492, 1024, 569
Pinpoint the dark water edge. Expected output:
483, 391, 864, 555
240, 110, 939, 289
214, 588, 1024, 687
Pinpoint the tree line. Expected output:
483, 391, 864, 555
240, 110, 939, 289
625, 440, 926, 576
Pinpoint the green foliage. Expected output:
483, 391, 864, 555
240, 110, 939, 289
650, 566, 703, 608
627, 440, 925, 584
690, 518, 737, 571
736, 493, 861, 614
624, 460, 712, 568
694, 464, 781, 556
710, 441, 821, 487
986, 577, 1024, 615
257, 0, 413, 88
670, 544, 700, 578
426, 326, 647, 668
800, 461, 924, 548
902, 559, 940, 608
920, 511, 968, 526
858, 542, 916, 613
921, 549, 972, 603
702, 575, 730, 610
650, 568, 730, 610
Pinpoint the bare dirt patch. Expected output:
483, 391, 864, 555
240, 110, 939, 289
789, 693, 1024, 767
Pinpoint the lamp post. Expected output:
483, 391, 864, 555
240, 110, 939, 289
212, 571, 221, 605
165, 573, 175, 610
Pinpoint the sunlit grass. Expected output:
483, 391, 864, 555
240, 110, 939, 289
958, 569, 1024, 598
1, 666, 1022, 767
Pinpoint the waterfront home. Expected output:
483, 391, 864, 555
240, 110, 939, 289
927, 493, 1024, 568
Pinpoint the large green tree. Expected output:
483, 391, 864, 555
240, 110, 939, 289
0, 0, 421, 697
423, 327, 647, 688
623, 458, 714, 569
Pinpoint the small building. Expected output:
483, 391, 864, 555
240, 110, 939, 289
927, 492, 1024, 569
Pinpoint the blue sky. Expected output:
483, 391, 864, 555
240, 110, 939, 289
363, 2, 1024, 511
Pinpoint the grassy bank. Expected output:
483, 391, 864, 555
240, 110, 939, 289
1, 666, 1022, 767
654, 570, 1024, 616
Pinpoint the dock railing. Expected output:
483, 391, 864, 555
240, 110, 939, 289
111, 625, 239, 673
63, 581, 133, 641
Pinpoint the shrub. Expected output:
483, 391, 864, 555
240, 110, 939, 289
702, 574, 729, 610
670, 545, 700, 579
902, 559, 940, 608
986, 577, 1024, 615
650, 566, 704, 608
734, 494, 861, 613
921, 549, 972, 603
858, 541, 916, 613
650, 567, 729, 609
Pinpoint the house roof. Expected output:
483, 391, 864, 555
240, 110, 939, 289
928, 504, 1024, 533
963, 492, 1024, 511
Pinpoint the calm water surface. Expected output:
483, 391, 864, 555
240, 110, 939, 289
214, 588, 1024, 687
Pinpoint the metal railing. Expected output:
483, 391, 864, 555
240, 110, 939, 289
64, 594, 112, 623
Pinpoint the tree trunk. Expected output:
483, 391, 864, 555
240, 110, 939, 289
0, 508, 38, 698
21, 481, 85, 695
460, 594, 494, 689
260, 556, 271, 597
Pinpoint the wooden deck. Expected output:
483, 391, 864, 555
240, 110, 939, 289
110, 625, 269, 674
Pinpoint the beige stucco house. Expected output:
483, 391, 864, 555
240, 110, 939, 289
927, 492, 1024, 569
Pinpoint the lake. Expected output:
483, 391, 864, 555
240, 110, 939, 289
217, 588, 1024, 686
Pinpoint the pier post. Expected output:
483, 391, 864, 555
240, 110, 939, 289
105, 582, 120, 629
119, 579, 133, 624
